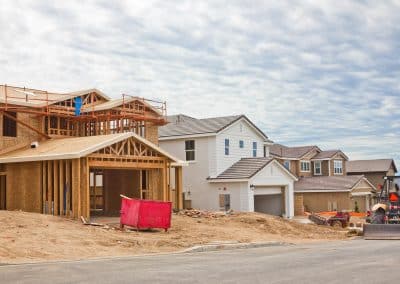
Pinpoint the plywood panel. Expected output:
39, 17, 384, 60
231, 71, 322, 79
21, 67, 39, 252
6, 162, 42, 213
102, 169, 140, 216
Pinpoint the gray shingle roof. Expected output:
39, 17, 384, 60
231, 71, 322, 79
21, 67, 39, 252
269, 144, 319, 159
211, 157, 274, 180
295, 175, 366, 192
347, 159, 397, 173
159, 114, 271, 142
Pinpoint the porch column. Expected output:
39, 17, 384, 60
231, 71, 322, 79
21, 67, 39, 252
285, 183, 294, 219
175, 166, 183, 210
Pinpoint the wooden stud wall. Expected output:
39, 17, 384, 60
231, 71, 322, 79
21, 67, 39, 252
39, 159, 89, 218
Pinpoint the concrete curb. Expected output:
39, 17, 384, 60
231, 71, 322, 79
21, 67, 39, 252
181, 241, 289, 253
0, 242, 290, 266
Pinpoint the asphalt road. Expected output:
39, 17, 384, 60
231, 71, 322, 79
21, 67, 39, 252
1, 239, 399, 284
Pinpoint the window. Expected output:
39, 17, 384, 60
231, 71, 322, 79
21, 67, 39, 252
185, 140, 195, 161
300, 161, 311, 172
314, 161, 322, 175
334, 160, 343, 175
252, 142, 257, 157
239, 140, 244, 148
225, 139, 230, 155
2, 111, 17, 137
283, 160, 291, 170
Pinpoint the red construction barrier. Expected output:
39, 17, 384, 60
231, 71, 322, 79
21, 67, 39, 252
120, 197, 172, 231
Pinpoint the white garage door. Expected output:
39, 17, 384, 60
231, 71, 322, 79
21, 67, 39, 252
254, 194, 283, 216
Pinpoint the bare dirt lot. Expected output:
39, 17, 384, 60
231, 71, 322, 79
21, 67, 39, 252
0, 210, 348, 264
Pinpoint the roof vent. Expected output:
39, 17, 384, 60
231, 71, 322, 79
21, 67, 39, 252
31, 141, 39, 149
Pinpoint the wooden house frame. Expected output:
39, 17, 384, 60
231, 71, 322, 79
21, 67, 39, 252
0, 85, 183, 219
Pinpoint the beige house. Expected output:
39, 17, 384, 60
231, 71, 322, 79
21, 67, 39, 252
294, 175, 376, 214
269, 144, 349, 177
347, 159, 398, 190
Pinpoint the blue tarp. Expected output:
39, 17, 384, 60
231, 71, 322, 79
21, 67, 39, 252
75, 97, 82, 116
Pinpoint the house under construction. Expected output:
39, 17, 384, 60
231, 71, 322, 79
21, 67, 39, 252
0, 84, 184, 219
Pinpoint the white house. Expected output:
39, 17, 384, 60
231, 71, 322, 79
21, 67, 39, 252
159, 114, 298, 218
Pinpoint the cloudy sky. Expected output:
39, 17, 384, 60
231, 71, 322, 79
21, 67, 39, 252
1, 1, 399, 166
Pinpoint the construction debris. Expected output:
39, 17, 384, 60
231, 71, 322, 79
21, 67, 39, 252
177, 209, 234, 219
81, 216, 110, 229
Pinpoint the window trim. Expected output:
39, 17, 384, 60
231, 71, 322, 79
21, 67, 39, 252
252, 142, 257, 157
185, 140, 195, 161
300, 160, 311, 172
225, 139, 230, 156
314, 161, 322, 175
333, 160, 343, 175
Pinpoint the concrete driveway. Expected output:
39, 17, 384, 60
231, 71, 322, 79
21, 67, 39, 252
0, 239, 398, 284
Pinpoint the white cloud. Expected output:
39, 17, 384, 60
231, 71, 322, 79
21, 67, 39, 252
0, 0, 399, 166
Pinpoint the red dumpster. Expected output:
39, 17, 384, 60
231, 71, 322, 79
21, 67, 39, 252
120, 196, 172, 231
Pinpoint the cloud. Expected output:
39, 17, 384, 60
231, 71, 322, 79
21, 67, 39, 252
0, 0, 399, 166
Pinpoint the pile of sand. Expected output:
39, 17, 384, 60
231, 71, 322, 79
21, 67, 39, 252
0, 210, 347, 264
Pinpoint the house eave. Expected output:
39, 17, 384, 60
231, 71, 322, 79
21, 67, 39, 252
159, 133, 216, 141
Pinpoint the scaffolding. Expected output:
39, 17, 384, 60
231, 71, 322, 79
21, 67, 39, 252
0, 84, 167, 138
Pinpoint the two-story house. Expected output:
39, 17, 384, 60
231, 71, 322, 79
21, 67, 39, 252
347, 159, 398, 190
270, 143, 376, 214
0, 84, 184, 219
159, 114, 298, 218
269, 144, 349, 177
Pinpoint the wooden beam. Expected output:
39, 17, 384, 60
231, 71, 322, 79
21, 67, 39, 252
80, 158, 90, 219
53, 160, 59, 215
59, 160, 65, 216
1, 111, 50, 139
88, 160, 164, 169
42, 162, 47, 213
175, 166, 183, 210
162, 161, 168, 202
72, 159, 81, 218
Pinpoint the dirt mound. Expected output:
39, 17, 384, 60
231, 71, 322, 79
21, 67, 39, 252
0, 210, 347, 264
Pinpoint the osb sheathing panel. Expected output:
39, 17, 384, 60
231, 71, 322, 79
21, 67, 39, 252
149, 169, 163, 201
103, 169, 140, 215
145, 123, 159, 145
6, 161, 41, 213
0, 112, 43, 152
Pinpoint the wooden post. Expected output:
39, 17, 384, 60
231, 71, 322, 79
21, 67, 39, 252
53, 160, 59, 215
59, 160, 64, 216
47, 161, 53, 214
72, 159, 81, 218
80, 158, 90, 219
175, 166, 183, 210
42, 161, 47, 214
162, 161, 168, 202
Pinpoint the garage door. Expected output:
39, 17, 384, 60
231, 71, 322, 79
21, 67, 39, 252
254, 194, 283, 216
